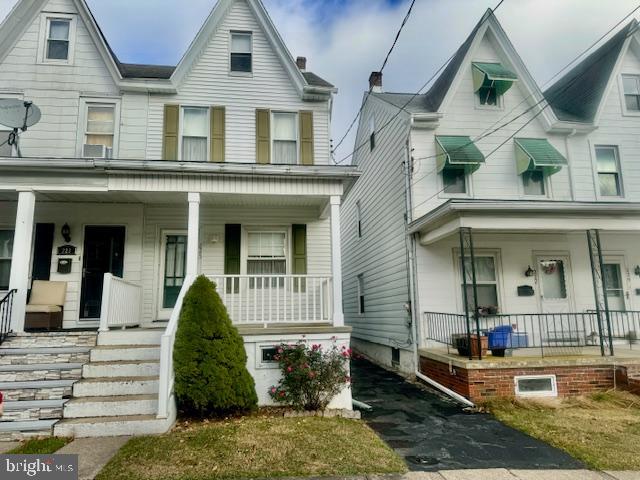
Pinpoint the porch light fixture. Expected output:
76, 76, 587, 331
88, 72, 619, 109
61, 223, 71, 243
635, 265, 640, 277
525, 266, 536, 277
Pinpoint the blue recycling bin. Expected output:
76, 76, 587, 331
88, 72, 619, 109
487, 325, 529, 356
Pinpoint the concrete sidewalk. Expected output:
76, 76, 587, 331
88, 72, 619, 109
56, 436, 130, 480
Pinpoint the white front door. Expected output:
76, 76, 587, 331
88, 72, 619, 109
536, 255, 573, 313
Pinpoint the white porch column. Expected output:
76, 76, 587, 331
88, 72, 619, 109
330, 196, 344, 327
186, 193, 200, 277
9, 190, 36, 333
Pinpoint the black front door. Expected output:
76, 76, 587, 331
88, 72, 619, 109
80, 226, 125, 319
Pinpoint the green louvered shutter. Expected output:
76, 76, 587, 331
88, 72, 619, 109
299, 111, 314, 165
292, 224, 307, 292
210, 106, 225, 163
256, 109, 271, 164
224, 224, 241, 293
162, 105, 179, 160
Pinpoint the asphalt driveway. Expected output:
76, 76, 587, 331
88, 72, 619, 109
351, 358, 584, 472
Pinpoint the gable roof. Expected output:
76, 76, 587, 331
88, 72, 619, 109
544, 21, 638, 123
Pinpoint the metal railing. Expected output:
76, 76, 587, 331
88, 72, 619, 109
422, 310, 640, 358
0, 289, 16, 346
98, 274, 142, 332
207, 275, 332, 325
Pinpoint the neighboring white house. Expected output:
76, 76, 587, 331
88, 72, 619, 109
0, 0, 357, 439
343, 9, 640, 375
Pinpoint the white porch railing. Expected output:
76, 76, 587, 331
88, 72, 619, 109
98, 273, 142, 332
207, 275, 333, 325
157, 274, 196, 419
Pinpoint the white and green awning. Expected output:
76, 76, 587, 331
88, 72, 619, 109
472, 62, 518, 96
515, 138, 568, 176
436, 136, 485, 174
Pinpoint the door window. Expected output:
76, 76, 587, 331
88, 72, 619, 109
604, 263, 625, 311
539, 259, 567, 299
163, 235, 187, 308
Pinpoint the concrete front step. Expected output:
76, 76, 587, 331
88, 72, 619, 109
73, 376, 159, 397
82, 360, 160, 379
90, 345, 160, 362
64, 395, 158, 418
97, 330, 163, 346
0, 363, 84, 382
0, 419, 57, 436
54, 414, 172, 438
3, 332, 97, 349
0, 347, 92, 366
2, 399, 68, 421
0, 379, 75, 401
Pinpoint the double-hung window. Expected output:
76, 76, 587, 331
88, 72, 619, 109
0, 230, 13, 291
272, 112, 298, 165
460, 255, 499, 312
522, 170, 545, 196
181, 107, 209, 162
230, 32, 252, 73
83, 104, 115, 158
595, 146, 623, 197
443, 168, 467, 194
46, 19, 71, 61
247, 232, 287, 288
622, 75, 640, 112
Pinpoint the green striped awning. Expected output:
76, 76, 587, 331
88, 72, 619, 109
515, 138, 568, 176
436, 136, 485, 174
472, 62, 518, 97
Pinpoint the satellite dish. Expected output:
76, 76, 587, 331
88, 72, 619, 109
0, 99, 41, 130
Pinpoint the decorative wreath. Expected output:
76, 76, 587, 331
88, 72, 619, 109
542, 262, 558, 275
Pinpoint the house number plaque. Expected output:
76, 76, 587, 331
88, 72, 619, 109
57, 245, 77, 256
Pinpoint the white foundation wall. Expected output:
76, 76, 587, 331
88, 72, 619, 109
242, 331, 352, 409
416, 232, 640, 317
351, 337, 415, 374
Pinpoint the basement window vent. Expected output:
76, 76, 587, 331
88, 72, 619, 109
514, 375, 557, 398
391, 347, 400, 367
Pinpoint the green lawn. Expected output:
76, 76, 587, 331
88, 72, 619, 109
485, 391, 640, 470
8, 437, 71, 454
97, 416, 406, 480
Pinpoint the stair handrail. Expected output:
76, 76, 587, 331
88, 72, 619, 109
0, 289, 17, 346
157, 274, 196, 419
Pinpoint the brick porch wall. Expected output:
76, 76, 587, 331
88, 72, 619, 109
420, 356, 616, 402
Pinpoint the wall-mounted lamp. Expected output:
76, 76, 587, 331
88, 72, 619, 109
61, 223, 71, 243
525, 266, 537, 277
635, 265, 640, 277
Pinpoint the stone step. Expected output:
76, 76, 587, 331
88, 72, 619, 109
97, 330, 163, 347
73, 376, 159, 397
54, 414, 172, 438
0, 379, 75, 401
0, 419, 57, 434
0, 363, 84, 382
82, 360, 159, 379
4, 333, 97, 349
0, 347, 91, 366
90, 345, 160, 362
1, 399, 67, 421
64, 395, 158, 418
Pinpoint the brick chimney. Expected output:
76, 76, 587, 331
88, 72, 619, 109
296, 56, 307, 71
369, 71, 383, 93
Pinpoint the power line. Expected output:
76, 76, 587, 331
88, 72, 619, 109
334, 0, 506, 165
331, 0, 418, 156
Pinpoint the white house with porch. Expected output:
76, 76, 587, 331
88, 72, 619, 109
343, 9, 640, 400
0, 0, 357, 439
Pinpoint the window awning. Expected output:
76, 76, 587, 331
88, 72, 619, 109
472, 62, 518, 96
515, 138, 568, 176
436, 136, 485, 174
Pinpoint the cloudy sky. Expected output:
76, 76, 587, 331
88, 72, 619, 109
0, 0, 638, 160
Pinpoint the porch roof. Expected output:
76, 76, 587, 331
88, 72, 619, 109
410, 199, 640, 244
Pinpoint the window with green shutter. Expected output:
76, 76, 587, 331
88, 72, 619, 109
162, 105, 179, 160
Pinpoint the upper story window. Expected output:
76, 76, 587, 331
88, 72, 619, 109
443, 168, 467, 194
272, 112, 298, 165
356, 201, 363, 238
522, 170, 545, 196
369, 117, 376, 151
82, 103, 116, 159
472, 62, 518, 108
595, 145, 623, 197
622, 75, 640, 112
181, 107, 209, 162
230, 31, 252, 73
514, 138, 567, 198
47, 19, 70, 60
0, 229, 13, 291
436, 136, 485, 197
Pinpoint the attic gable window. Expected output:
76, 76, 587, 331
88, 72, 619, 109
230, 31, 252, 73
472, 62, 518, 107
622, 75, 640, 112
47, 19, 70, 60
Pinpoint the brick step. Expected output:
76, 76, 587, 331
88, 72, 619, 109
0, 379, 75, 401
0, 347, 91, 366
3, 332, 97, 349
0, 363, 84, 382
1, 399, 67, 422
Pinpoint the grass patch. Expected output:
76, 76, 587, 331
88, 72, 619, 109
97, 415, 406, 480
8, 437, 71, 455
484, 390, 640, 470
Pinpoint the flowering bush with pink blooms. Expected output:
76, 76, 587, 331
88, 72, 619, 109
269, 338, 352, 411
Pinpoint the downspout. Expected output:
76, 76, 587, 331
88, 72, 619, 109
564, 129, 578, 201
405, 119, 475, 408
